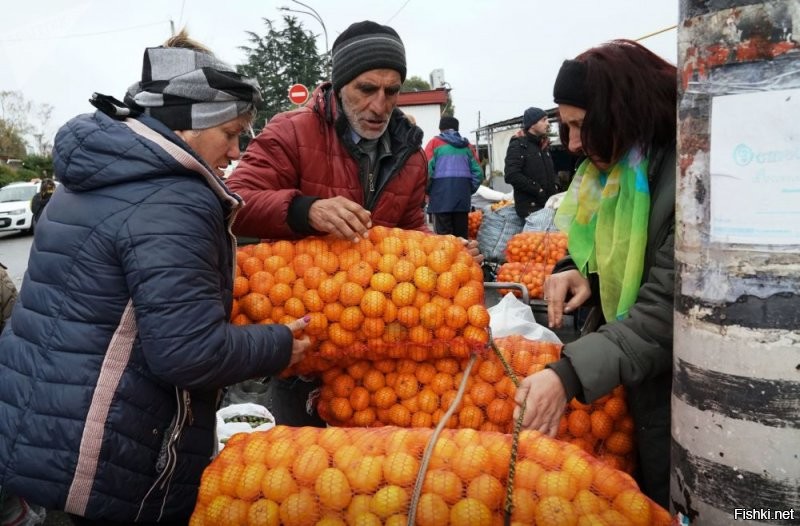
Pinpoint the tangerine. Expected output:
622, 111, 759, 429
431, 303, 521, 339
315, 467, 352, 510
279, 491, 319, 526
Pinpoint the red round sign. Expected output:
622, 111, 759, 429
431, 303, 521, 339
288, 83, 309, 105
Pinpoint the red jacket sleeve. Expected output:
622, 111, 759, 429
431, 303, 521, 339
226, 113, 304, 239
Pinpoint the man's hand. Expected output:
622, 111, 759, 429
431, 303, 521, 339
284, 317, 312, 366
513, 369, 568, 436
460, 238, 484, 265
308, 196, 372, 242
543, 269, 591, 329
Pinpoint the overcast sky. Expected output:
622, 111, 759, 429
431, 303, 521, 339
2, 0, 678, 145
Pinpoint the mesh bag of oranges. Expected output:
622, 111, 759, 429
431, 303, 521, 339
558, 387, 636, 474
496, 335, 637, 475
315, 334, 636, 475
314, 338, 560, 434
190, 425, 670, 526
231, 226, 490, 375
497, 231, 568, 299
467, 210, 482, 240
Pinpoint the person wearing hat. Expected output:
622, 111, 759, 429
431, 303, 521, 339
0, 30, 310, 524
504, 106, 558, 220
227, 20, 482, 427
513, 40, 677, 507
423, 115, 483, 237
228, 19, 428, 244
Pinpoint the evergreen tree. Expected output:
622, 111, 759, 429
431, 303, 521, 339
238, 16, 325, 134
401, 76, 431, 92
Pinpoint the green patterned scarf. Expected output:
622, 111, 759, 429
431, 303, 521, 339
554, 148, 650, 322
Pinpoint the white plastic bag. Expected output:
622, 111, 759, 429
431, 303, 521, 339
216, 402, 275, 450
488, 292, 561, 343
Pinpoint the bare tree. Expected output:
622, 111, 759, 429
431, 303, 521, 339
0, 91, 54, 155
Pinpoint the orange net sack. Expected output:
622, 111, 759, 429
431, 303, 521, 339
316, 334, 637, 475
315, 338, 560, 433
467, 210, 482, 240
190, 425, 670, 526
497, 231, 568, 299
231, 227, 491, 375
495, 335, 637, 475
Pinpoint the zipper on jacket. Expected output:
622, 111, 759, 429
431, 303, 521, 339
135, 387, 189, 522
369, 172, 375, 192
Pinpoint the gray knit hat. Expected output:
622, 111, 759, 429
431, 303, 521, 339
331, 20, 407, 92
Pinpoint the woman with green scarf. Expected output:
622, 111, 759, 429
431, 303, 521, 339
513, 40, 677, 507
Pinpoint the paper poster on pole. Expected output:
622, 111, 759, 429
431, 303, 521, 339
709, 88, 800, 245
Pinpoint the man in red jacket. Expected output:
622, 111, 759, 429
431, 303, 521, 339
228, 20, 427, 243
227, 20, 436, 426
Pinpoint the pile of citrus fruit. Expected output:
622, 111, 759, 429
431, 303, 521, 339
497, 231, 568, 299
489, 199, 514, 211
190, 426, 670, 526
559, 387, 636, 474
231, 227, 490, 375
315, 334, 636, 475
496, 335, 637, 474
315, 337, 560, 433
467, 210, 482, 239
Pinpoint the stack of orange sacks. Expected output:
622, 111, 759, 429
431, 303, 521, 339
191, 426, 669, 525
496, 231, 568, 298
231, 226, 491, 375
317, 334, 637, 475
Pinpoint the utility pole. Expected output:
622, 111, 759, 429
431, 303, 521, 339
672, 1, 800, 524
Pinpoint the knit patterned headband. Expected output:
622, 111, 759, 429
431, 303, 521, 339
123, 47, 262, 130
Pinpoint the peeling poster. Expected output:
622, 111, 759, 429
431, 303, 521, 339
709, 88, 800, 245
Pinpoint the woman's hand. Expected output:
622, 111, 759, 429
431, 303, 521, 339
283, 317, 312, 366
512, 369, 568, 437
460, 237, 484, 265
543, 269, 591, 328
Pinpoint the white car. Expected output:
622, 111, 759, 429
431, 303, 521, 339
0, 181, 46, 234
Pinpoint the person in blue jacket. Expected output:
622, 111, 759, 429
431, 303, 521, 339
0, 30, 310, 525
423, 116, 483, 238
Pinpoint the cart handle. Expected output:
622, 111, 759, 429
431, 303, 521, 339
483, 281, 530, 304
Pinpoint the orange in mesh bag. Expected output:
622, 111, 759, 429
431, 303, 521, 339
190, 425, 670, 525
314, 338, 557, 432
498, 231, 568, 299
316, 335, 637, 475
467, 210, 482, 240
230, 227, 490, 374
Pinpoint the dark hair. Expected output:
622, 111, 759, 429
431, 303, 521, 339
558, 40, 676, 164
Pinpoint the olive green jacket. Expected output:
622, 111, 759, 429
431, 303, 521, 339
0, 265, 17, 332
550, 147, 676, 507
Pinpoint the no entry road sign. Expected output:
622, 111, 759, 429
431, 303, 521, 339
288, 83, 309, 105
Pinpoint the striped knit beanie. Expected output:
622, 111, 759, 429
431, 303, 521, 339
123, 47, 262, 130
331, 21, 406, 92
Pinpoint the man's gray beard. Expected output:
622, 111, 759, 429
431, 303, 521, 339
342, 101, 389, 140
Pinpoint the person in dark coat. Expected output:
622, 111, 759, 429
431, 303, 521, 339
424, 116, 483, 237
30, 178, 55, 228
513, 40, 677, 508
0, 30, 310, 525
504, 106, 558, 220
